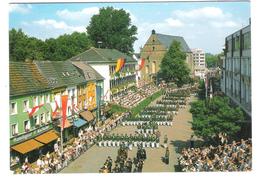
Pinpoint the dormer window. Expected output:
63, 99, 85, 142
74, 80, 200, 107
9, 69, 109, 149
66, 72, 70, 76
62, 72, 66, 76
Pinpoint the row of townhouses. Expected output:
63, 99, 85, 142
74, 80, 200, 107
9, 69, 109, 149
10, 47, 138, 165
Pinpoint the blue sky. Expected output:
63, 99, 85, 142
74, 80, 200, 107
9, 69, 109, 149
9, 2, 250, 54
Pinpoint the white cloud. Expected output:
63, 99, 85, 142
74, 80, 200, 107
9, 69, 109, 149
33, 19, 85, 32
173, 7, 231, 20
165, 18, 184, 27
210, 20, 239, 28
9, 4, 32, 14
56, 7, 99, 20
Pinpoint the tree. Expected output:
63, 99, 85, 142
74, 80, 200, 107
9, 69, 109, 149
86, 7, 138, 54
9, 29, 92, 61
190, 96, 245, 143
159, 41, 191, 87
9, 28, 45, 61
44, 32, 92, 61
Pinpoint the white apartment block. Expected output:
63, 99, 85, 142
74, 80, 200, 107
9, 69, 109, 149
192, 48, 206, 79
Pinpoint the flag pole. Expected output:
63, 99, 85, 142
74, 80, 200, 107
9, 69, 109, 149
61, 124, 63, 154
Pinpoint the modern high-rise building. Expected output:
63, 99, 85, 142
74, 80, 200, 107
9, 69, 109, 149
191, 48, 206, 79
221, 23, 251, 118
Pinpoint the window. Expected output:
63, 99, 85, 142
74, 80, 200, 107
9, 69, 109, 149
68, 90, 71, 99
11, 124, 18, 136
24, 120, 30, 132
33, 96, 38, 106
46, 112, 51, 122
40, 95, 44, 104
152, 46, 155, 51
34, 115, 40, 127
40, 113, 45, 124
46, 95, 50, 103
227, 40, 232, 52
243, 32, 251, 50
152, 61, 156, 74
10, 102, 17, 115
23, 100, 29, 112
145, 65, 149, 74
72, 89, 75, 98
235, 36, 240, 50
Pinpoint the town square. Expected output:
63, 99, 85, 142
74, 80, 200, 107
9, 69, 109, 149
7, 0, 253, 174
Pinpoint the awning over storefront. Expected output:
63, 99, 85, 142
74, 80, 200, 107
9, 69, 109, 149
11, 139, 44, 154
80, 111, 94, 122
34, 130, 58, 144
73, 118, 87, 128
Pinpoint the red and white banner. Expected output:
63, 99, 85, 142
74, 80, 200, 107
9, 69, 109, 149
73, 104, 80, 113
51, 100, 59, 117
61, 95, 68, 130
27, 104, 44, 117
138, 58, 145, 70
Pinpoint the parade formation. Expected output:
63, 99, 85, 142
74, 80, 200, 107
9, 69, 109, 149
9, 2, 252, 174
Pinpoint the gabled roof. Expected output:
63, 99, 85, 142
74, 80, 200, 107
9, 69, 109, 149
69, 47, 137, 64
71, 61, 104, 81
10, 61, 51, 97
156, 33, 191, 52
34, 61, 86, 88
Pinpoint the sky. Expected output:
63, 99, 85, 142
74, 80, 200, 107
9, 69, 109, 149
9, 1, 250, 54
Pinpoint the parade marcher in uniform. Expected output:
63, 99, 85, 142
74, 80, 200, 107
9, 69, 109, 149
126, 158, 133, 172
164, 147, 170, 165
164, 135, 168, 148
190, 134, 195, 148
107, 156, 113, 172
141, 148, 147, 160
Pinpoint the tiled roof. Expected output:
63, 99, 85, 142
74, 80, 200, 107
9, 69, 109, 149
10, 61, 51, 97
69, 47, 137, 64
71, 61, 104, 81
156, 33, 191, 52
34, 61, 86, 88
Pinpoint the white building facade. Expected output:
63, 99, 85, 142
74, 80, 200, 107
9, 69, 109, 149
191, 48, 206, 79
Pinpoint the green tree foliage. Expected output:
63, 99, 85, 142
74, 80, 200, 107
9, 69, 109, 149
190, 96, 245, 143
9, 29, 92, 61
205, 53, 220, 68
44, 32, 92, 61
86, 7, 137, 54
9, 29, 45, 61
198, 79, 206, 100
159, 41, 191, 87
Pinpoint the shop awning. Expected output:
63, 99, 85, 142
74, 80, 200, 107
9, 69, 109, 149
35, 130, 59, 144
73, 118, 87, 128
80, 111, 94, 122
58, 119, 72, 129
11, 139, 44, 154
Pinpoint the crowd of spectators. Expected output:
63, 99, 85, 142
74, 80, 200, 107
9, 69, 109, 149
15, 113, 128, 174
178, 138, 252, 172
112, 84, 159, 108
